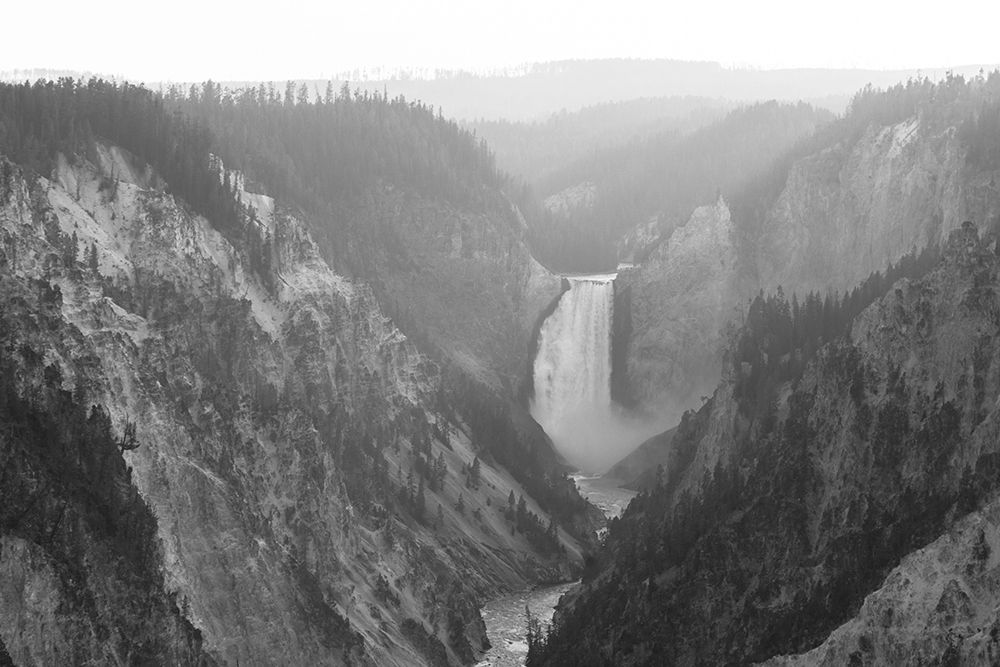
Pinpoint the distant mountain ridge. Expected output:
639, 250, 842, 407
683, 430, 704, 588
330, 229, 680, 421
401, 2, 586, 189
251, 59, 999, 121
13, 60, 998, 123
467, 96, 732, 186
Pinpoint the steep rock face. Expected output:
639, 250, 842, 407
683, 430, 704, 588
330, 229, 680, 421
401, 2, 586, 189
616, 216, 659, 265
755, 117, 1000, 295
536, 225, 1000, 665
763, 494, 1000, 666
0, 148, 581, 666
620, 112, 1000, 420
0, 275, 213, 666
617, 197, 741, 418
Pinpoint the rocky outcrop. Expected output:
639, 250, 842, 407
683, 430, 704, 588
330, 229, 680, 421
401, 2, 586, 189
543, 182, 596, 218
763, 494, 1000, 666
0, 148, 582, 666
615, 216, 659, 265
754, 117, 1000, 295
0, 275, 213, 666
534, 224, 1000, 665
605, 426, 675, 490
619, 111, 1000, 421
617, 196, 741, 418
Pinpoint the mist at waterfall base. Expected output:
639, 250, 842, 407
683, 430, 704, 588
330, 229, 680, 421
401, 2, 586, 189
531, 275, 665, 473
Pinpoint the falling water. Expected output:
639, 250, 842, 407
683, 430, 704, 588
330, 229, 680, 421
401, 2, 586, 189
531, 274, 624, 472
533, 277, 614, 414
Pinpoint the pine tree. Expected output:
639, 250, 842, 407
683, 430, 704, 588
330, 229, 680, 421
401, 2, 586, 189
415, 477, 425, 522
64, 231, 78, 267
470, 456, 481, 488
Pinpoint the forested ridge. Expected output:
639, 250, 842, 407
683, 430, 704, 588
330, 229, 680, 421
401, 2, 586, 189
730, 70, 1000, 250
732, 244, 940, 416
527, 101, 832, 271
468, 95, 729, 186
0, 78, 512, 268
0, 78, 245, 232
169, 80, 506, 211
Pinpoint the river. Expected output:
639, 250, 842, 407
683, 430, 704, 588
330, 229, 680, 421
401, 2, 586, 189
571, 473, 637, 524
476, 582, 576, 667
476, 475, 636, 666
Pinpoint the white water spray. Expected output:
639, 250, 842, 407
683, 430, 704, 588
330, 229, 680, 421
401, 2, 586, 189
531, 274, 656, 473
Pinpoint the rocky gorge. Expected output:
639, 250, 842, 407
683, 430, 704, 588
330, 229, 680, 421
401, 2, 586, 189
534, 217, 1000, 665
615, 79, 1000, 429
4, 67, 1000, 667
0, 137, 589, 666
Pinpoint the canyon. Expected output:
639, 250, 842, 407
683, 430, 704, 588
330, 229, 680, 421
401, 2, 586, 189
0, 142, 588, 666
4, 70, 1000, 667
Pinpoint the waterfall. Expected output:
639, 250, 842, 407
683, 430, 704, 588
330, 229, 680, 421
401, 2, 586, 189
531, 275, 619, 472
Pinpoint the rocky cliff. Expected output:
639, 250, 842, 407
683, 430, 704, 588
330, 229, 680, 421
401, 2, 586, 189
619, 83, 1000, 422
764, 494, 1000, 666
754, 116, 1000, 295
0, 145, 582, 666
616, 196, 742, 419
532, 223, 1000, 664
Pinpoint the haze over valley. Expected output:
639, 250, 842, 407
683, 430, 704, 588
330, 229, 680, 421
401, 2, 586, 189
3, 2, 1000, 665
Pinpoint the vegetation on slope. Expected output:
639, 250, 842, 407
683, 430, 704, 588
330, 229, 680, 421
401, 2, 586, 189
468, 96, 729, 186
732, 244, 940, 416
0, 277, 215, 664
526, 101, 832, 271
0, 78, 594, 552
731, 70, 1000, 250
0, 78, 509, 276
530, 222, 1000, 665
523, 69, 1000, 274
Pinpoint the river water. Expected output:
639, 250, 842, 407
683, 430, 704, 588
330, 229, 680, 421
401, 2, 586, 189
571, 474, 637, 523
476, 475, 636, 666
476, 582, 576, 667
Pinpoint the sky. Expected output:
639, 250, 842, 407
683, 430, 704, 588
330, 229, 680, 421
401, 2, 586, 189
3, 0, 999, 82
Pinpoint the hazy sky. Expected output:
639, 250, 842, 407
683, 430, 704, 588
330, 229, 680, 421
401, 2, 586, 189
4, 0, 998, 82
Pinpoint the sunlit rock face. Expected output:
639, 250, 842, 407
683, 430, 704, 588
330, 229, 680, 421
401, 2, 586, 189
754, 117, 1000, 296
618, 197, 741, 419
618, 115, 1000, 421
0, 148, 583, 667
763, 495, 1000, 667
